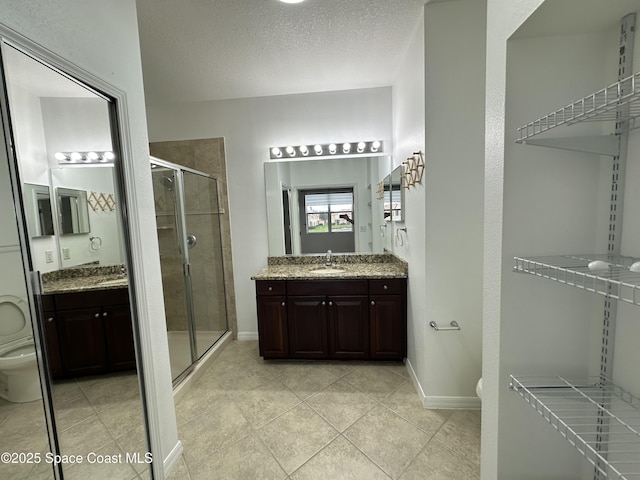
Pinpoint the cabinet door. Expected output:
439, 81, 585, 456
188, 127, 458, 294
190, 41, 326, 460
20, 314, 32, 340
328, 295, 369, 359
370, 295, 406, 360
57, 307, 108, 377
103, 305, 137, 371
257, 296, 289, 358
288, 296, 328, 358
42, 311, 63, 379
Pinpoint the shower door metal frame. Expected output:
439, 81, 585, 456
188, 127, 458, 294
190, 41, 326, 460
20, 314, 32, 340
150, 156, 226, 386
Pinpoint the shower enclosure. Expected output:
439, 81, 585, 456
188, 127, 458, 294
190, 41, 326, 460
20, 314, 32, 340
150, 157, 228, 384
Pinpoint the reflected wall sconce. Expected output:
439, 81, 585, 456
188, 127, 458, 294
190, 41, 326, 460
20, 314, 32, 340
269, 141, 384, 160
402, 151, 425, 189
55, 151, 115, 165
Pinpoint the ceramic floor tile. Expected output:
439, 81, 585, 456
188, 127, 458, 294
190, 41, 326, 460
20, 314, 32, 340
62, 441, 139, 480
76, 372, 141, 412
305, 379, 378, 432
57, 413, 116, 457
175, 378, 229, 426
0, 400, 50, 453
257, 403, 338, 474
98, 397, 145, 439
180, 397, 253, 463
290, 435, 391, 480
166, 455, 192, 480
267, 363, 342, 400
206, 358, 275, 398
381, 381, 451, 436
342, 365, 407, 401
187, 432, 286, 480
344, 405, 431, 479
399, 439, 480, 480
115, 421, 152, 476
50, 381, 96, 431
431, 410, 481, 466
233, 378, 302, 428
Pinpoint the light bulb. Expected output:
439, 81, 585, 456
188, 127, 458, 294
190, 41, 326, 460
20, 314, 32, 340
103, 151, 115, 161
342, 143, 351, 154
329, 143, 337, 154
286, 146, 295, 157
371, 141, 381, 153
299, 145, 309, 156
357, 142, 366, 153
70, 152, 83, 162
54, 152, 67, 161
314, 144, 323, 155
271, 147, 282, 158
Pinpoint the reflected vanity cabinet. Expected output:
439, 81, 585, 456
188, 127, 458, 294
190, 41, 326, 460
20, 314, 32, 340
255, 278, 406, 360
41, 288, 136, 379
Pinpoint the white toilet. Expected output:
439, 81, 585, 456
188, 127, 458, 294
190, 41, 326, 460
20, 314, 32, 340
0, 295, 42, 403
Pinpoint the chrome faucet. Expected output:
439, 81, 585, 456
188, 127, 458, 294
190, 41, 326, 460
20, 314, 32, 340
325, 249, 333, 267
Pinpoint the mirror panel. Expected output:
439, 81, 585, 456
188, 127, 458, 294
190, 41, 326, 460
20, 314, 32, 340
389, 165, 404, 222
56, 187, 90, 235
265, 155, 391, 255
1, 41, 150, 479
24, 183, 54, 237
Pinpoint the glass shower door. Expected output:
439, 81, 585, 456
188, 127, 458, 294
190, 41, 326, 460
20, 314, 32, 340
182, 171, 227, 359
151, 167, 193, 380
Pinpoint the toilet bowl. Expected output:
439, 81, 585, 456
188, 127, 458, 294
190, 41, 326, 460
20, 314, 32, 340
0, 295, 41, 403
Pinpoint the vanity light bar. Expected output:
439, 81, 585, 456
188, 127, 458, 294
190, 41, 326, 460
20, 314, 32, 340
269, 141, 384, 160
55, 151, 116, 165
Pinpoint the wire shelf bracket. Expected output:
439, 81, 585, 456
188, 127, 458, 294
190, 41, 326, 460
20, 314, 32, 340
520, 135, 620, 157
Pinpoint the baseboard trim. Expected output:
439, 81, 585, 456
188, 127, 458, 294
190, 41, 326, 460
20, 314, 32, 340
163, 440, 183, 477
237, 331, 259, 341
405, 358, 481, 410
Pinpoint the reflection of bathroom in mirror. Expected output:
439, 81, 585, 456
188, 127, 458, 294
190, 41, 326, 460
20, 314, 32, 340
0, 41, 150, 480
265, 155, 391, 255
384, 165, 404, 223
56, 187, 90, 234
23, 183, 54, 237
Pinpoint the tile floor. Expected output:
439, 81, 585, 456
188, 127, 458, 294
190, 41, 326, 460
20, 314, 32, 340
0, 372, 149, 480
169, 340, 481, 480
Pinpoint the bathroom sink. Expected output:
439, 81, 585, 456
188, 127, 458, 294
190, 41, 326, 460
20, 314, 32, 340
97, 278, 128, 287
309, 268, 346, 275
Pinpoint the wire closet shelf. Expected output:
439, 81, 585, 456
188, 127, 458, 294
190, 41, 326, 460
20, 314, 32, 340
510, 375, 640, 479
513, 254, 640, 306
516, 72, 640, 142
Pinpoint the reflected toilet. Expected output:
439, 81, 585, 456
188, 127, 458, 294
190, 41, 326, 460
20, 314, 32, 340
0, 295, 41, 403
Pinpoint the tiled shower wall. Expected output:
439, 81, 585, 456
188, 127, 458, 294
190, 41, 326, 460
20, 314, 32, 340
149, 138, 237, 339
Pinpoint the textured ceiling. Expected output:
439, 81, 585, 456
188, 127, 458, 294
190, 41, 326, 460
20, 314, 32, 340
136, 0, 427, 105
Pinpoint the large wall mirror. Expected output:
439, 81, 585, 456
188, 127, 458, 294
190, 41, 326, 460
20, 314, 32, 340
265, 155, 391, 255
0, 40, 150, 479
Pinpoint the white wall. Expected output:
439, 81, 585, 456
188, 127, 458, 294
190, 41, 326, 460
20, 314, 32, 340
0, 1, 179, 477
392, 0, 485, 409
146, 87, 393, 337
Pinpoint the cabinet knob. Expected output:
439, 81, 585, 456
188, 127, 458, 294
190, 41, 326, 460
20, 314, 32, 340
371, 301, 375, 306
103, 312, 108, 317
329, 301, 333, 306
47, 317, 54, 323
281, 302, 285, 306
94, 313, 100, 318
322, 301, 326, 306
383, 284, 388, 290
268, 286, 273, 291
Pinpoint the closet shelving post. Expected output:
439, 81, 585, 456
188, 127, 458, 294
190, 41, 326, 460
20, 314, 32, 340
509, 13, 640, 480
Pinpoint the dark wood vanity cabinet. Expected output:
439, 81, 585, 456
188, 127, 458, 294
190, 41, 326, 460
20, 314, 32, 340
42, 288, 136, 378
256, 278, 406, 361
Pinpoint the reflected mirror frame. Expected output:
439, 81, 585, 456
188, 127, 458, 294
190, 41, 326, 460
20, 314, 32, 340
55, 187, 91, 235
0, 37, 154, 479
24, 183, 55, 237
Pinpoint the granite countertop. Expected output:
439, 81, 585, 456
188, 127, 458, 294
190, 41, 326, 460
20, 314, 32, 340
42, 265, 128, 295
251, 253, 408, 280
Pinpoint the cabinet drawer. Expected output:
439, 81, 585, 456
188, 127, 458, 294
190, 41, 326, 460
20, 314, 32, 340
288, 280, 368, 296
369, 278, 405, 295
54, 288, 129, 310
256, 280, 286, 296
